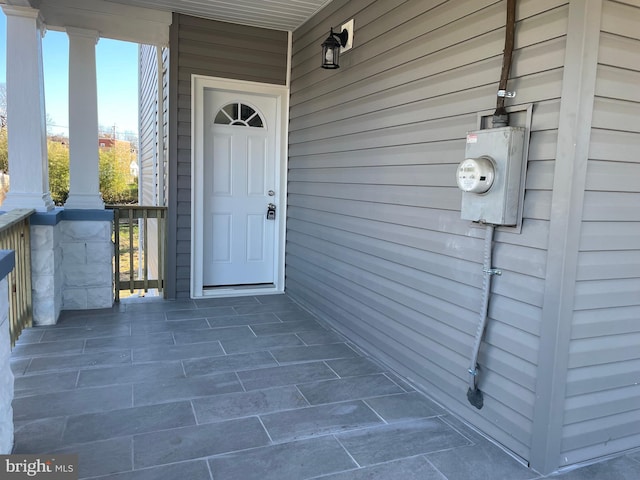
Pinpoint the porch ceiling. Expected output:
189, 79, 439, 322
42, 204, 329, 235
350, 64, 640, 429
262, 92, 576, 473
104, 0, 334, 31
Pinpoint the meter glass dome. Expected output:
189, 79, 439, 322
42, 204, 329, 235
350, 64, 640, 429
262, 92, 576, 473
456, 156, 495, 193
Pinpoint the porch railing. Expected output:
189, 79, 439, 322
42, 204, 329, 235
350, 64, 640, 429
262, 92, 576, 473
0, 208, 34, 346
107, 205, 167, 302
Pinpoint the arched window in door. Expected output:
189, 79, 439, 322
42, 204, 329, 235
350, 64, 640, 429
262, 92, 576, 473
214, 102, 265, 128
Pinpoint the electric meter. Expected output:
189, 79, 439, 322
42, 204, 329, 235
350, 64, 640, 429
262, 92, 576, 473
457, 127, 526, 225
456, 157, 495, 194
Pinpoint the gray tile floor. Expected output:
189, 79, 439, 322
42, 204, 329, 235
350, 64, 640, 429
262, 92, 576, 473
10, 294, 640, 480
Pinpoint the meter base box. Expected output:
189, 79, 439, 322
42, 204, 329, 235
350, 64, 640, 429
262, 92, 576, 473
461, 127, 525, 225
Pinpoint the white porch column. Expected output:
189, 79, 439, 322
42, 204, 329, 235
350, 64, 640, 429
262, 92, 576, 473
64, 27, 104, 210
1, 6, 54, 212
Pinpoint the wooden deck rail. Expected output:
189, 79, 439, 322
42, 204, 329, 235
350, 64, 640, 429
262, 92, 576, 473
0, 208, 35, 347
107, 205, 167, 302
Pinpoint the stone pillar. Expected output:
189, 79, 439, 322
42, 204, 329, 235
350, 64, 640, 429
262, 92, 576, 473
30, 222, 62, 325
64, 27, 104, 210
61, 218, 113, 310
0, 251, 16, 454
1, 6, 54, 212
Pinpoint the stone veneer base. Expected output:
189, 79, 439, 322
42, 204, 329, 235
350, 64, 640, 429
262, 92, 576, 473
29, 208, 114, 324
0, 254, 15, 454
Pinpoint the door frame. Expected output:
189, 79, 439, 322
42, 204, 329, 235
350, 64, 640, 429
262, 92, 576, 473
190, 74, 289, 298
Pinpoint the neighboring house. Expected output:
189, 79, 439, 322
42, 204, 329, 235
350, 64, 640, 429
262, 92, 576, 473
49, 135, 68, 146
98, 137, 115, 149
2, 0, 639, 475
137, 44, 169, 283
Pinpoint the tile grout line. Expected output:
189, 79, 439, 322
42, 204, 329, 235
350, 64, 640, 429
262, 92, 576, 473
23, 358, 33, 375
189, 399, 200, 425
247, 325, 259, 338
423, 454, 451, 480
322, 360, 342, 379
129, 436, 134, 474
294, 384, 312, 406
234, 371, 247, 392
382, 372, 411, 392
361, 398, 389, 425
266, 349, 282, 367
205, 457, 215, 480
438, 415, 480, 447
256, 415, 275, 444
332, 434, 362, 469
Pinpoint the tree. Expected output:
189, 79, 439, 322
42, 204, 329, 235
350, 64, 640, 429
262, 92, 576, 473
0, 126, 7, 174
47, 139, 138, 206
0, 83, 6, 131
0, 85, 137, 205
99, 140, 138, 204
0, 84, 7, 173
48, 140, 70, 205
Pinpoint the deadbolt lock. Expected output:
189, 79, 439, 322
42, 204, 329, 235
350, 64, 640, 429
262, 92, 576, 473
266, 203, 276, 220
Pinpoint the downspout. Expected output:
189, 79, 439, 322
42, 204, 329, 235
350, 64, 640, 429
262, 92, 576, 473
466, 0, 516, 409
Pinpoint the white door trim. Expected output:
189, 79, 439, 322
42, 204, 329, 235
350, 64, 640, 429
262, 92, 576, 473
191, 75, 289, 298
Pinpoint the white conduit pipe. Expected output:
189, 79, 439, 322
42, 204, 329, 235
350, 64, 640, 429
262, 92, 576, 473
467, 223, 497, 409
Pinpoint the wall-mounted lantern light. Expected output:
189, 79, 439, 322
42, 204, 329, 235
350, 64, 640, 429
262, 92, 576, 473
321, 27, 349, 69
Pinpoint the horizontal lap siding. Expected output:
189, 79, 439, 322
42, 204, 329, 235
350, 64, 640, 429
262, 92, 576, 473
288, 0, 568, 461
170, 14, 288, 297
139, 46, 169, 279
161, 47, 169, 205
561, 0, 640, 466
139, 45, 160, 279
139, 45, 158, 206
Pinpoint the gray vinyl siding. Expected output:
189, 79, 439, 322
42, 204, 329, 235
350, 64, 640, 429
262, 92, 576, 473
561, 0, 640, 466
287, 0, 569, 462
168, 13, 288, 298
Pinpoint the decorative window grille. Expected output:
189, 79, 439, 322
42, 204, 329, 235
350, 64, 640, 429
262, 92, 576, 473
214, 103, 264, 128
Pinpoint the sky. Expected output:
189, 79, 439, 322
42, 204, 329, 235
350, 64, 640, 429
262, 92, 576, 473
0, 12, 139, 138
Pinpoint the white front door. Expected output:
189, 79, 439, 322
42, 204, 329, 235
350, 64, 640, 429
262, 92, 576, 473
202, 89, 278, 287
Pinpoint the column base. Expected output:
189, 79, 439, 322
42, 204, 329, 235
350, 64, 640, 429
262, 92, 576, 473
1, 192, 54, 212
30, 223, 63, 326
64, 193, 105, 210
61, 219, 113, 310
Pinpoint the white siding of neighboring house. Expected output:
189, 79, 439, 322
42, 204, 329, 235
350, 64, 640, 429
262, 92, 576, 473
139, 44, 159, 206
287, 0, 569, 464
138, 44, 169, 280
561, 0, 640, 467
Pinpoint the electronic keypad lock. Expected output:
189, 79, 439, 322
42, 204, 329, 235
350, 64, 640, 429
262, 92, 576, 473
266, 203, 276, 220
